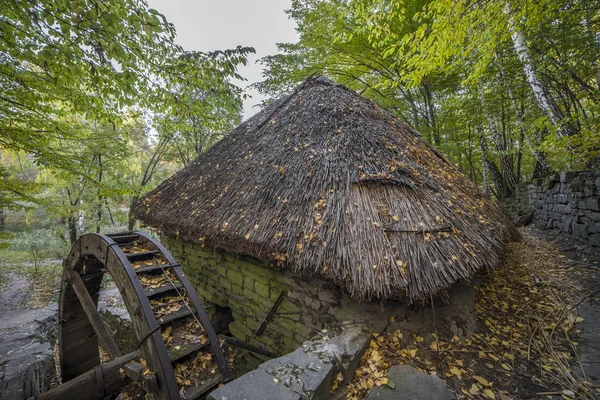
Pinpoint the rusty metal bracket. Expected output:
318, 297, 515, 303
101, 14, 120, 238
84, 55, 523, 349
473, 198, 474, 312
256, 291, 286, 336
218, 334, 277, 358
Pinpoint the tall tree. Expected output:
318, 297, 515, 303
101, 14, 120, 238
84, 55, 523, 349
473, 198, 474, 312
257, 0, 600, 194
0, 0, 254, 207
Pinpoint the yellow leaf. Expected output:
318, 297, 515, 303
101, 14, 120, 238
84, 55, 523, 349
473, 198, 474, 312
416, 336, 424, 343
379, 377, 388, 385
483, 389, 495, 399
409, 349, 418, 357
449, 366, 462, 378
469, 384, 480, 395
392, 215, 399, 222
501, 363, 512, 371
371, 350, 382, 362
473, 375, 490, 386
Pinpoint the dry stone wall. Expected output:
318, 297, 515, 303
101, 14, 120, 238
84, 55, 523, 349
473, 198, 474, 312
502, 170, 600, 246
161, 235, 344, 369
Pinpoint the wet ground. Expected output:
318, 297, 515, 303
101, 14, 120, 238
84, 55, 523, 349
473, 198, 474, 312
0, 272, 30, 324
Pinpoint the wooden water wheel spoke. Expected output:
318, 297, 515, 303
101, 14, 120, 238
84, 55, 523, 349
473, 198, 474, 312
49, 231, 230, 400
65, 268, 121, 360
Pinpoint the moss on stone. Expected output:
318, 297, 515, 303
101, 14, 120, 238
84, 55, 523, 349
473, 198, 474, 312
226, 269, 244, 287
254, 281, 270, 299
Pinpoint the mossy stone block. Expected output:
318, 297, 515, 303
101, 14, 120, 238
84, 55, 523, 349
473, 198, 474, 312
255, 281, 270, 299
215, 262, 229, 278
218, 276, 232, 292
227, 269, 244, 286
279, 300, 300, 314
268, 322, 296, 340
230, 320, 255, 339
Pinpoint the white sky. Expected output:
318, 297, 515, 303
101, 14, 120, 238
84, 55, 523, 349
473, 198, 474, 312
147, 0, 299, 120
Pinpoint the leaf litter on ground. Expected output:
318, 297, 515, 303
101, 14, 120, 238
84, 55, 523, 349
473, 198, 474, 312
342, 229, 595, 399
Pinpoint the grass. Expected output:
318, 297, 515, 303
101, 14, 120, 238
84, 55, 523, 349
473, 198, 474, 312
0, 248, 42, 264
0, 227, 67, 307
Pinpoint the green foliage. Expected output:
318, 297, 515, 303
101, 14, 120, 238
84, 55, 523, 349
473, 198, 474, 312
1, 0, 254, 210
0, 0, 256, 244
257, 0, 600, 195
3, 228, 66, 272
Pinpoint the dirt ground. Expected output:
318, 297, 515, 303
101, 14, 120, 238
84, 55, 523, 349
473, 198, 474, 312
339, 228, 600, 400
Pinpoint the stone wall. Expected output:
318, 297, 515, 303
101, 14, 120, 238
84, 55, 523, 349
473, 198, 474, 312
502, 170, 600, 246
161, 235, 344, 369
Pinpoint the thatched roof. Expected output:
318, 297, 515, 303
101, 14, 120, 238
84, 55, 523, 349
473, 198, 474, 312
134, 77, 518, 302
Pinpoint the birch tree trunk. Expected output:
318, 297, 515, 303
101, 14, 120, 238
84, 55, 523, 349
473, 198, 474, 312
477, 124, 505, 199
482, 158, 491, 198
479, 88, 517, 197
497, 58, 553, 177
506, 7, 576, 138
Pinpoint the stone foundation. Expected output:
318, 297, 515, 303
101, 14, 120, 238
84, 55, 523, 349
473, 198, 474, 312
161, 236, 345, 368
208, 325, 372, 400
501, 170, 600, 246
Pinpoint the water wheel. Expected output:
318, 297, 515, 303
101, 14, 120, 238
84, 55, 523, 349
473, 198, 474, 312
43, 231, 231, 400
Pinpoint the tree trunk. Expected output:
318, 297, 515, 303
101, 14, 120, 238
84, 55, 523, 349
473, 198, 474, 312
497, 57, 553, 178
478, 124, 505, 199
128, 196, 138, 231
481, 158, 490, 197
479, 88, 517, 197
507, 11, 577, 137
68, 216, 77, 246
486, 116, 517, 197
96, 154, 103, 234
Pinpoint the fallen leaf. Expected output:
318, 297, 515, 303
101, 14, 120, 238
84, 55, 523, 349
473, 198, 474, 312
449, 366, 463, 379
469, 383, 480, 395
473, 375, 490, 387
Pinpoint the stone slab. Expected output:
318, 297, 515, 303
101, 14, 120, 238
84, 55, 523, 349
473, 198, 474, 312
208, 325, 373, 400
0, 303, 57, 400
207, 368, 301, 400
366, 365, 456, 400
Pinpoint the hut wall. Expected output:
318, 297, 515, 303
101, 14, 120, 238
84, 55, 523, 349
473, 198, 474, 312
160, 235, 344, 369
502, 170, 600, 246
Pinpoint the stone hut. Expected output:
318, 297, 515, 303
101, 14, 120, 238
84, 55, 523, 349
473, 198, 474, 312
133, 77, 517, 366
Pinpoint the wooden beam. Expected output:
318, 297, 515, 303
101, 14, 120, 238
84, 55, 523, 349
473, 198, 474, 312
66, 269, 122, 360
40, 350, 142, 400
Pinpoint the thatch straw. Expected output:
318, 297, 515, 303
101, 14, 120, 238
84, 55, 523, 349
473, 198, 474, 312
133, 77, 518, 302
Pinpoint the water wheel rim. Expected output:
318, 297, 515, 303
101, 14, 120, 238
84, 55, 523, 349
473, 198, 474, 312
59, 233, 181, 400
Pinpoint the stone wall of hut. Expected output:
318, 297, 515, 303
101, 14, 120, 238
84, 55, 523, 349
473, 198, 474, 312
160, 235, 344, 369
502, 170, 600, 246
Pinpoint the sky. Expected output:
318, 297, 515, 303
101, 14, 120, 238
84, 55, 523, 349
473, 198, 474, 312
147, 0, 299, 120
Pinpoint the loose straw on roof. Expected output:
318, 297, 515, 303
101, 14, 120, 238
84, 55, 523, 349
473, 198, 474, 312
134, 76, 519, 302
